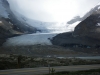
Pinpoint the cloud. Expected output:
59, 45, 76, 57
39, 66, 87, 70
7, 0, 75, 22
7, 0, 100, 22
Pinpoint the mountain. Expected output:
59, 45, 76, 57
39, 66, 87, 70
1, 0, 70, 33
0, 0, 39, 46
1, 0, 100, 47
0, 0, 70, 46
52, 5, 100, 48
0, 0, 38, 33
67, 5, 100, 24
0, 0, 100, 56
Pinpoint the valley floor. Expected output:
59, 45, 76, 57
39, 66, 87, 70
0, 45, 100, 70
0, 45, 100, 57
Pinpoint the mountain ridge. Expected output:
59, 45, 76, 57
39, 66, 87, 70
52, 5, 100, 48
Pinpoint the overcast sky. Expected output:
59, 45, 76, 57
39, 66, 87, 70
7, 0, 100, 22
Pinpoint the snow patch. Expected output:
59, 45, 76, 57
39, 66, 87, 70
96, 23, 100, 26
0, 21, 2, 23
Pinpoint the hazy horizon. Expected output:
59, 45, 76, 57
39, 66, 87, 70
7, 0, 100, 22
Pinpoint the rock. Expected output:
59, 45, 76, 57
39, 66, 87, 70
74, 9, 100, 40
51, 32, 100, 47
0, 17, 23, 46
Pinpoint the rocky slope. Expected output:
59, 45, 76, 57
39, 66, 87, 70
1, 0, 38, 33
52, 5, 100, 48
0, 17, 38, 46
0, 17, 24, 46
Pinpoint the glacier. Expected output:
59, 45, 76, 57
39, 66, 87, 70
3, 33, 57, 46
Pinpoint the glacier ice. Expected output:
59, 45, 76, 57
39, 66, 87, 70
3, 33, 57, 46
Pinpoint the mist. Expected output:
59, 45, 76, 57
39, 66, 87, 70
6, 0, 100, 33
7, 0, 100, 22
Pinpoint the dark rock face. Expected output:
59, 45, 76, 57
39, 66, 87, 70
52, 6, 100, 48
51, 32, 100, 47
0, 17, 23, 46
74, 11, 100, 40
